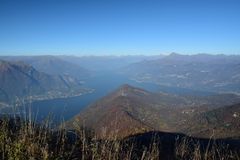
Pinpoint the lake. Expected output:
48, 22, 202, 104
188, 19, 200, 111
1, 72, 214, 124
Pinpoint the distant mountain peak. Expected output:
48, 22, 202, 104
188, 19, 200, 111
168, 52, 181, 57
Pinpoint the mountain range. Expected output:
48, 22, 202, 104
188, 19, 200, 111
122, 53, 240, 94
1, 54, 240, 140
57, 55, 164, 72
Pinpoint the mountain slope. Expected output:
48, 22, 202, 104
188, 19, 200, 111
0, 56, 90, 80
68, 84, 240, 139
185, 103, 240, 138
69, 84, 188, 138
0, 60, 87, 104
58, 55, 165, 72
123, 53, 240, 94
70, 85, 154, 138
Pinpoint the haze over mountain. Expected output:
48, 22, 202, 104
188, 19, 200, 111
122, 53, 240, 94
68, 84, 240, 139
58, 55, 164, 72
1, 54, 240, 139
0, 55, 90, 80
1, 0, 240, 158
0, 60, 89, 107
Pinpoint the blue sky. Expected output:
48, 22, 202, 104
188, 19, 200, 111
0, 0, 240, 56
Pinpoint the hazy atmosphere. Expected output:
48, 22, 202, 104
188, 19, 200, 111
0, 0, 240, 160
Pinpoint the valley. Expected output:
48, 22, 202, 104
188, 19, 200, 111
1, 54, 240, 138
0, 54, 240, 160
1, 1, 240, 158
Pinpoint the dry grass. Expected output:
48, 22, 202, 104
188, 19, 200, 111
0, 115, 239, 160
175, 136, 240, 160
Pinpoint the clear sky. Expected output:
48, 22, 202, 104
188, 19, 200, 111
0, 0, 240, 56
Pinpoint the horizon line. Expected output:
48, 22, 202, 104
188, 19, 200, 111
1, 52, 240, 57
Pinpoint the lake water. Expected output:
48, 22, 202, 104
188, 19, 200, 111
1, 72, 213, 124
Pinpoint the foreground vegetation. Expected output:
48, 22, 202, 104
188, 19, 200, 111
0, 116, 239, 160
